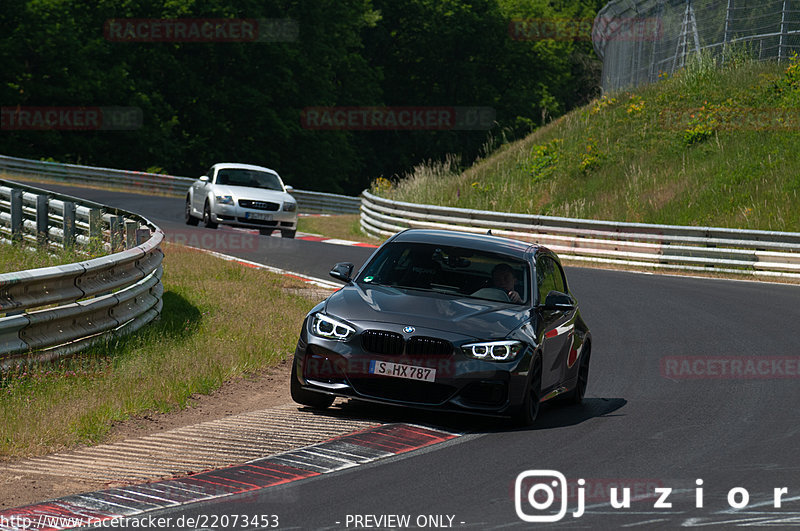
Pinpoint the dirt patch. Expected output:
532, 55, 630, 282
0, 360, 294, 509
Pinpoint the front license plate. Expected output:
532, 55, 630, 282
369, 360, 436, 382
245, 212, 272, 221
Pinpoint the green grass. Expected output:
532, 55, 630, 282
298, 214, 382, 243
372, 53, 800, 232
0, 243, 318, 457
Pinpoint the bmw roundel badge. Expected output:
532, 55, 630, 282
403, 326, 415, 334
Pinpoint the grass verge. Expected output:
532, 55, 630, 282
297, 214, 382, 244
372, 53, 800, 232
0, 243, 87, 273
0, 243, 319, 458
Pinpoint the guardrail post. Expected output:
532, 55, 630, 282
136, 228, 151, 245
88, 208, 103, 255
10, 189, 23, 244
36, 194, 49, 246
125, 221, 138, 249
63, 201, 76, 249
110, 216, 124, 251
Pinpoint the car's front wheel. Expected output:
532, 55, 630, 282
290, 360, 335, 409
185, 197, 199, 226
259, 228, 273, 236
513, 354, 542, 426
202, 200, 218, 229
281, 229, 296, 239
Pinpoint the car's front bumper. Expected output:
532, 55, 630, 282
211, 204, 297, 230
293, 321, 533, 417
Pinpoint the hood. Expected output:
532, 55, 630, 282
213, 185, 295, 204
323, 284, 529, 340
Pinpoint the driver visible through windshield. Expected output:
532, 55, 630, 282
358, 242, 530, 304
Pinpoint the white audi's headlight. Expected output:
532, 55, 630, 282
461, 340, 523, 361
283, 202, 297, 212
215, 195, 234, 205
310, 313, 355, 341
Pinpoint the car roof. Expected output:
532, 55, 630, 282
213, 162, 279, 174
390, 229, 539, 257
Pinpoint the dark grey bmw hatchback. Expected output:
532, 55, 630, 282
290, 229, 592, 425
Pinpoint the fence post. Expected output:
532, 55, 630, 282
36, 194, 48, 246
778, 0, 789, 62
10, 189, 23, 244
722, 0, 733, 65
63, 201, 76, 249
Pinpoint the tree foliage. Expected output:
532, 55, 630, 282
1, 0, 603, 194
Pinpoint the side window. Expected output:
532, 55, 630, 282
536, 257, 557, 305
551, 259, 567, 294
205, 167, 214, 180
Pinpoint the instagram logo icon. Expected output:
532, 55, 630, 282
515, 470, 584, 522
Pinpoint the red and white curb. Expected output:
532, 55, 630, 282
295, 233, 378, 248
0, 424, 459, 531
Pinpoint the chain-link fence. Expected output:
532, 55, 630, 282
592, 0, 800, 92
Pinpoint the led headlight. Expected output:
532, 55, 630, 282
461, 340, 523, 361
215, 195, 234, 205
283, 202, 297, 212
310, 313, 355, 341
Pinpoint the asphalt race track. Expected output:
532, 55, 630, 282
14, 181, 800, 528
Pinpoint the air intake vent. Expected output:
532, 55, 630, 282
406, 336, 453, 356
239, 199, 280, 211
361, 330, 405, 356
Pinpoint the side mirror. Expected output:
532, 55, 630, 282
330, 262, 355, 283
199, 175, 209, 182
284, 185, 294, 192
541, 290, 574, 311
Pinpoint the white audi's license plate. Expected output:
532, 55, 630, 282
245, 212, 272, 221
369, 360, 436, 382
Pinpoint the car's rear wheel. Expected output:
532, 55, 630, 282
203, 200, 218, 229
290, 359, 335, 409
281, 229, 296, 239
562, 343, 591, 405
513, 354, 542, 426
185, 197, 199, 226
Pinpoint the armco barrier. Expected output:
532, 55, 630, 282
0, 154, 361, 214
0, 178, 164, 368
360, 190, 800, 280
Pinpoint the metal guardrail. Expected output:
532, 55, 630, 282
289, 189, 361, 215
360, 190, 800, 279
0, 178, 164, 368
0, 154, 361, 214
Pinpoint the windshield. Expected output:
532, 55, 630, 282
215, 169, 283, 191
358, 242, 530, 304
